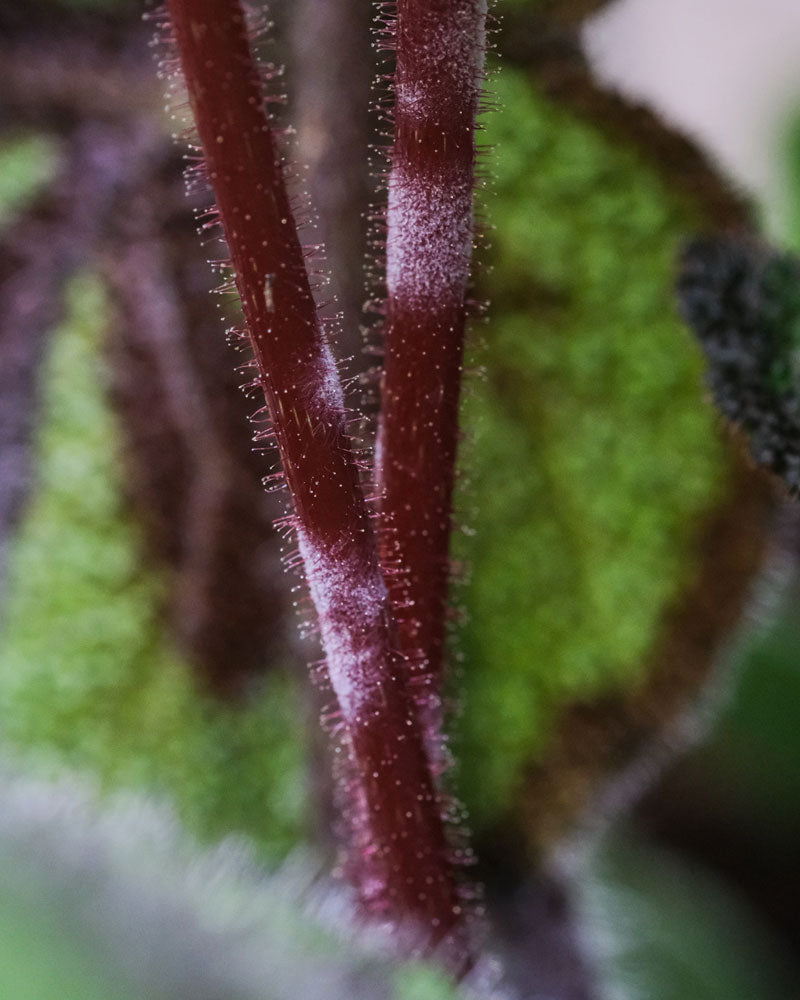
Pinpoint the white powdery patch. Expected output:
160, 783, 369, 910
386, 0, 487, 305
296, 528, 391, 723
386, 3, 487, 309
311, 338, 347, 418
386, 166, 475, 308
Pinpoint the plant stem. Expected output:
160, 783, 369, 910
161, 0, 472, 970
377, 0, 487, 709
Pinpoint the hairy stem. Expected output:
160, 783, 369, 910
161, 0, 472, 969
377, 0, 487, 706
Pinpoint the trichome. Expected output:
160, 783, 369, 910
156, 0, 487, 974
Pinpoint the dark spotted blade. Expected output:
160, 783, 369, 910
678, 236, 800, 492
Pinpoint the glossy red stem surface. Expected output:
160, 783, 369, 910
378, 0, 487, 703
164, 0, 472, 969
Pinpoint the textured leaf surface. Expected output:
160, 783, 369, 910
0, 275, 306, 858
454, 67, 737, 826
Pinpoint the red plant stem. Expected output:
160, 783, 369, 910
163, 0, 472, 969
378, 0, 487, 704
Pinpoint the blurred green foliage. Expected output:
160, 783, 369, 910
719, 607, 800, 825
580, 828, 797, 1000
0, 889, 135, 1000
579, 830, 796, 1000
0, 134, 59, 224
669, 591, 800, 859
0, 774, 462, 1000
783, 111, 800, 252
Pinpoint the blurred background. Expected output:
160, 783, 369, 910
0, 0, 800, 997
586, 2, 800, 995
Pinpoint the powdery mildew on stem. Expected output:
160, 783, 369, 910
378, 0, 488, 711
296, 528, 390, 722
157, 0, 475, 971
386, 169, 475, 306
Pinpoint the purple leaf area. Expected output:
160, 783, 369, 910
0, 118, 163, 598
0, 202, 68, 587
0, 10, 281, 695
159, 0, 476, 969
105, 174, 290, 697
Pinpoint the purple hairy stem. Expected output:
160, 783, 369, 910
290, 0, 376, 848
376, 0, 487, 712
160, 0, 474, 971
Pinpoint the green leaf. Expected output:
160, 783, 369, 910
0, 134, 60, 225
0, 275, 306, 859
455, 67, 739, 826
